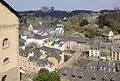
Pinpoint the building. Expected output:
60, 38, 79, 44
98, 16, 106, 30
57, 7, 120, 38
87, 61, 119, 72
0, 0, 20, 81
36, 59, 55, 72
41, 6, 49, 12
18, 49, 29, 72
28, 23, 42, 34
89, 43, 100, 58
59, 67, 120, 81
99, 42, 112, 60
40, 46, 64, 69
55, 27, 64, 36
102, 30, 114, 42
49, 7, 54, 12
111, 48, 120, 60
59, 61, 120, 81
58, 35, 89, 51
19, 48, 56, 73
113, 35, 120, 42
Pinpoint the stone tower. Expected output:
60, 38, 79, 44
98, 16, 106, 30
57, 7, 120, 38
0, 0, 20, 81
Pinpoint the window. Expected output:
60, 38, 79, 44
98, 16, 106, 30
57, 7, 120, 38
62, 69, 67, 76
91, 73, 96, 80
78, 72, 83, 79
108, 67, 111, 71
117, 53, 119, 60
113, 53, 115, 59
110, 76, 115, 81
2, 75, 7, 81
102, 75, 107, 81
3, 57, 10, 64
71, 73, 75, 78
103, 66, 106, 70
91, 66, 93, 69
112, 68, 116, 72
113, 63, 115, 66
100, 66, 102, 70
93, 66, 96, 69
3, 38, 9, 48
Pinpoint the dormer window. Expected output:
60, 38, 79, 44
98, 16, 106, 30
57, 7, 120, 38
2, 38, 9, 48
71, 73, 75, 78
62, 69, 67, 76
91, 66, 93, 69
112, 68, 116, 72
94, 66, 96, 69
103, 66, 106, 70
102, 75, 107, 81
108, 62, 111, 65
108, 67, 111, 71
100, 67, 102, 70
113, 63, 115, 66
91, 73, 96, 80
110, 76, 115, 81
78, 72, 83, 79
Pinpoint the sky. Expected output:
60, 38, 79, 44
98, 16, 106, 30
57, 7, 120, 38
5, 0, 120, 11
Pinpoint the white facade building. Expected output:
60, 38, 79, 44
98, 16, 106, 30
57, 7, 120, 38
89, 43, 100, 58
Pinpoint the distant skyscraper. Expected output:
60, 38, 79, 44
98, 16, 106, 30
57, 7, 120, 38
50, 7, 54, 12
41, 6, 49, 12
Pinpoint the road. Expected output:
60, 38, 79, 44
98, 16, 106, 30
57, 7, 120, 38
59, 50, 83, 69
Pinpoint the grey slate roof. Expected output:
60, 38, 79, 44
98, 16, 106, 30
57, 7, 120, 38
57, 35, 89, 43
112, 43, 120, 48
33, 34, 48, 39
27, 33, 35, 39
28, 56, 38, 62
99, 42, 112, 49
19, 49, 29, 57
29, 48, 42, 58
30, 23, 42, 30
19, 38, 26, 46
59, 67, 120, 81
112, 48, 120, 53
86, 61, 119, 73
89, 43, 99, 50
99, 49, 110, 57
40, 46, 62, 62
30, 23, 56, 33
36, 59, 54, 67
90, 36, 105, 43
21, 30, 32, 36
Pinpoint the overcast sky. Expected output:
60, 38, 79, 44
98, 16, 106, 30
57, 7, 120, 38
6, 0, 120, 11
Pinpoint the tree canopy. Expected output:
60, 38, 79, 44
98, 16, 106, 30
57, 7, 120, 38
33, 68, 61, 81
79, 18, 89, 26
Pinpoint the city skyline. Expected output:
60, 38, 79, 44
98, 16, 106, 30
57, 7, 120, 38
6, 0, 120, 11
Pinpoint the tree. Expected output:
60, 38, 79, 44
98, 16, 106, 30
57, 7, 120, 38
97, 14, 105, 29
33, 68, 61, 81
79, 19, 89, 26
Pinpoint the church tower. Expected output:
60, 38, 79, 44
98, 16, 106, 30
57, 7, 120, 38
0, 0, 20, 81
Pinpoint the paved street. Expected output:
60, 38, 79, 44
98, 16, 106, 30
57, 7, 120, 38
59, 50, 83, 69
